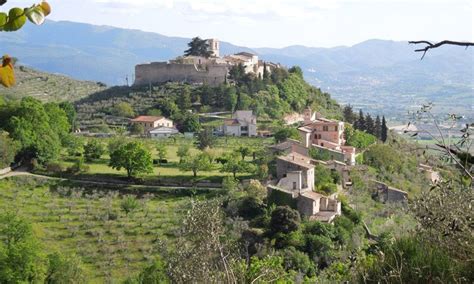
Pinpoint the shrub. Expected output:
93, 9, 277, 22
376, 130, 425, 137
270, 206, 301, 235
46, 162, 65, 174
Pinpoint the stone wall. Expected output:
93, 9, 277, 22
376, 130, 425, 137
134, 62, 228, 87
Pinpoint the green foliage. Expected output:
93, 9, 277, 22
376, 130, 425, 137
58, 101, 77, 131
359, 237, 466, 283
314, 165, 339, 194
363, 144, 402, 173
67, 157, 89, 174
184, 37, 212, 58
237, 196, 266, 220
44, 102, 71, 143
273, 126, 299, 143
344, 124, 377, 149
156, 142, 167, 165
280, 247, 315, 277
196, 127, 215, 150
109, 141, 153, 178
222, 154, 253, 178
120, 195, 140, 216
45, 252, 87, 284
134, 258, 170, 284
235, 255, 291, 283
83, 139, 105, 162
0, 131, 17, 168
176, 143, 190, 163
222, 176, 238, 191
309, 147, 332, 161
245, 179, 267, 201
270, 206, 301, 235
130, 123, 145, 135
178, 152, 212, 177
6, 97, 62, 164
0, 212, 45, 283
112, 102, 135, 118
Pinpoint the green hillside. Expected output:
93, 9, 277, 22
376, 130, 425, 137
0, 66, 107, 102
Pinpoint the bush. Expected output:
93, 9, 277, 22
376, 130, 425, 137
67, 158, 89, 174
46, 162, 65, 174
270, 206, 301, 235
84, 140, 105, 162
237, 196, 266, 220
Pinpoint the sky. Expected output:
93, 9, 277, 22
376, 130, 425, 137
7, 0, 474, 48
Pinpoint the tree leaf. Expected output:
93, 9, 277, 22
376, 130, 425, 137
0, 12, 7, 31
25, 6, 45, 25
0, 55, 15, 87
4, 7, 26, 31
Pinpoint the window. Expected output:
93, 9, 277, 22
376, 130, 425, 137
334, 126, 338, 131
323, 126, 329, 131
241, 126, 248, 131
293, 182, 297, 190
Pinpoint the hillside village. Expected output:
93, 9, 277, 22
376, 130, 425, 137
0, 33, 471, 282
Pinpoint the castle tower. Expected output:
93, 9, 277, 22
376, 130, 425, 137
207, 38, 220, 58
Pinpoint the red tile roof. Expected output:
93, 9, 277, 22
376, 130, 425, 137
131, 116, 164, 122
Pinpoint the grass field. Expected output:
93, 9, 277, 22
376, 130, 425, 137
0, 176, 220, 282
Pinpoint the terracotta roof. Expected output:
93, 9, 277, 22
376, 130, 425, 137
298, 126, 313, 133
131, 116, 164, 122
277, 152, 315, 169
235, 52, 255, 58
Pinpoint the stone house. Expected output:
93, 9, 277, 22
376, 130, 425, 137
298, 116, 356, 165
130, 116, 174, 133
223, 110, 257, 137
418, 163, 441, 184
267, 151, 342, 223
372, 180, 408, 203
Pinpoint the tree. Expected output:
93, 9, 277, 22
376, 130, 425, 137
355, 109, 365, 131
58, 102, 77, 132
365, 113, 374, 135
374, 115, 382, 140
180, 113, 200, 133
176, 143, 190, 163
45, 252, 86, 283
179, 152, 212, 177
8, 97, 61, 164
156, 142, 167, 165
245, 179, 267, 200
274, 126, 299, 143
409, 40, 474, 59
0, 212, 45, 283
343, 104, 356, 124
44, 102, 70, 144
344, 125, 377, 149
197, 127, 215, 150
222, 155, 252, 178
381, 116, 388, 142
84, 139, 105, 162
236, 145, 251, 160
112, 102, 135, 118
0, 131, 17, 168
130, 123, 144, 135
178, 86, 192, 110
109, 141, 153, 178
270, 206, 301, 235
184, 37, 212, 58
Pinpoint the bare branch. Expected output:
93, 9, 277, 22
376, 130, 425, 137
409, 40, 474, 59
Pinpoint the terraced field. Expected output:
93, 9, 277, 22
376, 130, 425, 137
0, 66, 107, 102
0, 176, 197, 282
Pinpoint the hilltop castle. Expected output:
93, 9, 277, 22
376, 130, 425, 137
134, 39, 279, 87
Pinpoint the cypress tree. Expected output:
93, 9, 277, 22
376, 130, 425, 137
365, 113, 375, 135
375, 115, 382, 140
355, 109, 365, 131
343, 104, 355, 124
381, 116, 388, 143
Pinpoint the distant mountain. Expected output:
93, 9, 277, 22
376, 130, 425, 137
1, 20, 472, 118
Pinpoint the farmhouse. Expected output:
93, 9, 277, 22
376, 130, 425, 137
268, 152, 342, 223
130, 116, 174, 134
223, 110, 257, 137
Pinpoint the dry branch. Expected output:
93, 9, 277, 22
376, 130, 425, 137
409, 40, 474, 59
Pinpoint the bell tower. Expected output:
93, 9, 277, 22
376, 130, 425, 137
207, 38, 220, 58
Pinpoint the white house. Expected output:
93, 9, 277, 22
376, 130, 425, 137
130, 116, 174, 134
148, 126, 179, 139
223, 110, 257, 137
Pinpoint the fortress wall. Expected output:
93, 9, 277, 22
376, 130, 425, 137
134, 62, 228, 86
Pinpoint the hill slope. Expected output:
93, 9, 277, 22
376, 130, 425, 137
0, 66, 107, 102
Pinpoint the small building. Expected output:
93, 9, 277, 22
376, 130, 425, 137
298, 116, 356, 165
276, 152, 316, 192
130, 116, 174, 133
418, 163, 441, 184
267, 151, 342, 223
223, 110, 257, 137
372, 180, 408, 203
148, 126, 179, 139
